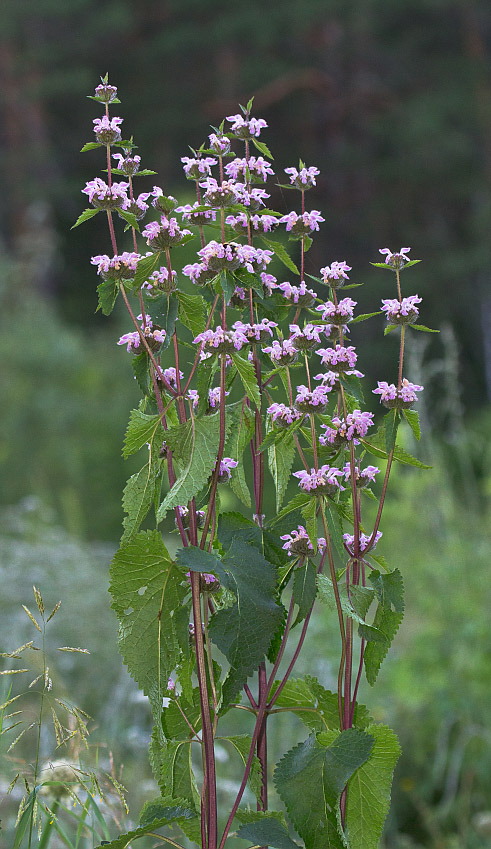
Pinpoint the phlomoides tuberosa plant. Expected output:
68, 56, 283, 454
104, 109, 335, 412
74, 74, 436, 849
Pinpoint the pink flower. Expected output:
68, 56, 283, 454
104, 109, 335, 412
343, 532, 382, 554
225, 156, 274, 181
316, 298, 357, 324
226, 114, 268, 138
263, 338, 297, 366
280, 210, 324, 235
93, 115, 123, 144
373, 378, 423, 409
381, 295, 422, 324
218, 458, 238, 481
316, 344, 358, 371
268, 403, 304, 427
284, 166, 319, 190
293, 465, 345, 495
181, 156, 217, 179
378, 247, 411, 269
320, 261, 352, 288
319, 410, 374, 445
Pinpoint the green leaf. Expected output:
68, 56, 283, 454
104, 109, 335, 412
161, 687, 202, 740
180, 540, 284, 705
357, 623, 388, 642
268, 432, 295, 512
268, 491, 311, 527
221, 735, 262, 802
224, 402, 255, 508
132, 352, 150, 396
181, 540, 283, 705
292, 561, 317, 625
80, 141, 102, 152
410, 323, 439, 333
274, 730, 374, 849
402, 408, 421, 440
345, 724, 401, 849
109, 531, 188, 717
301, 497, 317, 550
231, 353, 261, 408
217, 511, 262, 551
94, 812, 190, 848
71, 207, 100, 229
117, 208, 140, 230
123, 409, 164, 458
384, 409, 400, 453
154, 736, 199, 806
139, 798, 194, 828
339, 373, 364, 404
364, 604, 404, 686
349, 311, 381, 324
157, 412, 224, 519
178, 291, 207, 337
326, 506, 345, 559
251, 138, 274, 159
122, 455, 160, 541
384, 324, 400, 336
317, 575, 367, 625
96, 278, 119, 315
361, 426, 432, 469
236, 815, 302, 849
134, 252, 162, 291
260, 236, 299, 275
269, 676, 372, 733
368, 569, 404, 613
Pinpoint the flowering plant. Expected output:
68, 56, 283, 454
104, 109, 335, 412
75, 74, 435, 849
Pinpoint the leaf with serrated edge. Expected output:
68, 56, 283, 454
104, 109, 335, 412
109, 531, 188, 718
269, 431, 295, 511
93, 811, 192, 849
269, 676, 372, 733
236, 815, 302, 849
368, 569, 404, 613
122, 456, 159, 541
178, 291, 207, 337
345, 724, 401, 849
123, 409, 163, 458
157, 412, 225, 519
364, 605, 403, 686
402, 408, 421, 441
232, 353, 261, 408
220, 735, 262, 802
274, 729, 374, 849
178, 541, 283, 704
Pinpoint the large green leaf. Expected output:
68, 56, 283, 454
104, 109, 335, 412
236, 815, 302, 849
274, 729, 374, 849
93, 802, 193, 849
177, 541, 283, 705
159, 739, 199, 805
292, 561, 317, 625
224, 402, 255, 507
133, 251, 162, 290
123, 409, 164, 458
364, 604, 404, 686
231, 353, 261, 408
220, 734, 263, 802
361, 426, 431, 469
96, 278, 119, 315
178, 291, 207, 337
368, 569, 404, 613
121, 455, 160, 541
157, 412, 225, 518
269, 676, 372, 733
268, 432, 295, 512
109, 531, 188, 717
345, 724, 401, 849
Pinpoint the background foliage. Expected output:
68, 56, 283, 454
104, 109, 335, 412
1, 1, 491, 846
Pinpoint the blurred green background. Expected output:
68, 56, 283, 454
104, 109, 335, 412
1, 0, 491, 846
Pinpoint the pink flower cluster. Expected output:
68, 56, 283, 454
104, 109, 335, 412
91, 251, 141, 280
316, 297, 357, 324
263, 339, 297, 366
379, 247, 411, 268
117, 315, 166, 353
294, 384, 332, 413
226, 114, 268, 138
320, 261, 352, 287
373, 378, 423, 408
381, 295, 422, 324
267, 403, 304, 428
293, 465, 345, 495
319, 410, 374, 445
284, 166, 320, 190
280, 210, 324, 234
142, 216, 191, 249
343, 532, 382, 554
279, 281, 317, 306
193, 326, 248, 355
280, 525, 326, 557
82, 178, 129, 209
316, 344, 358, 371
225, 156, 274, 181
